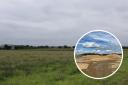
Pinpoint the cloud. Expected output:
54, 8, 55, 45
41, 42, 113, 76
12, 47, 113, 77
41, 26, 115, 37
95, 50, 101, 53
83, 42, 100, 48
89, 31, 120, 46
76, 31, 122, 54
0, 0, 127, 45
106, 50, 112, 52
95, 49, 113, 54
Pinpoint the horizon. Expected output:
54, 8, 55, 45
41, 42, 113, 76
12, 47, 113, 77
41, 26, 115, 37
0, 43, 128, 47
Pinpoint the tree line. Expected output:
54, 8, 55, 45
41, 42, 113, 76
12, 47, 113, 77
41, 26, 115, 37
1, 44, 127, 50
0, 44, 75, 50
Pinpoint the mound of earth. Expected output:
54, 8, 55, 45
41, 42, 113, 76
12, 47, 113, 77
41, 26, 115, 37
76, 54, 121, 77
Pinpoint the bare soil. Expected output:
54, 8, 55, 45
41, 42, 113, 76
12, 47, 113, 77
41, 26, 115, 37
76, 54, 121, 77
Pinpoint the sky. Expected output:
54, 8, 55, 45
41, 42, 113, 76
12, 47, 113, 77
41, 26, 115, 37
0, 0, 128, 46
75, 31, 122, 54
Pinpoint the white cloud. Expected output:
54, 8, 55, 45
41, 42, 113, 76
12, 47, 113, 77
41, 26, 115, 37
83, 42, 100, 48
96, 50, 101, 53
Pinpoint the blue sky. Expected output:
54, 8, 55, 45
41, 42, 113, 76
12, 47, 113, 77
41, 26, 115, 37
76, 31, 122, 54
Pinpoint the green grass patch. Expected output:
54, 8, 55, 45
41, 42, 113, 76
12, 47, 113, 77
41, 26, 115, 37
0, 49, 127, 85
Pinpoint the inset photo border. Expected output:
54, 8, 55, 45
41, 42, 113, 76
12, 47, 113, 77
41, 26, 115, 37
74, 30, 123, 79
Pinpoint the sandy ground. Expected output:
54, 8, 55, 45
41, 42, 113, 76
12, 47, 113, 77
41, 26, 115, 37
76, 54, 121, 77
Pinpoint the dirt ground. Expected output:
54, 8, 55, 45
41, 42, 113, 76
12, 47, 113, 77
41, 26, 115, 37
76, 54, 122, 78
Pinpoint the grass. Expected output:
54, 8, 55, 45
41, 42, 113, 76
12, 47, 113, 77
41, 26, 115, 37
0, 49, 127, 85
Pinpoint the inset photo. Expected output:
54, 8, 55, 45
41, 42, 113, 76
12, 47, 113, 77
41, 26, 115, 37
74, 30, 123, 79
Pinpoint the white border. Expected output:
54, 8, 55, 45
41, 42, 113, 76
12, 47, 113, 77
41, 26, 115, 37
74, 30, 123, 79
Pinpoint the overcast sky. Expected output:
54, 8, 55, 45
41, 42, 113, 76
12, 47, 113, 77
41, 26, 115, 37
0, 0, 128, 46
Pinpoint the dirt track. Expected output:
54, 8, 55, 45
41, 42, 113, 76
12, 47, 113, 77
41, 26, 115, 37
76, 54, 121, 77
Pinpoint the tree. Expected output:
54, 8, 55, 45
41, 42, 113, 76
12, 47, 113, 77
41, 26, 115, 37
4, 44, 11, 50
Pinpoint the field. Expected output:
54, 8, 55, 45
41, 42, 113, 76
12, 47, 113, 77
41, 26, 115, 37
0, 49, 127, 85
76, 54, 121, 78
